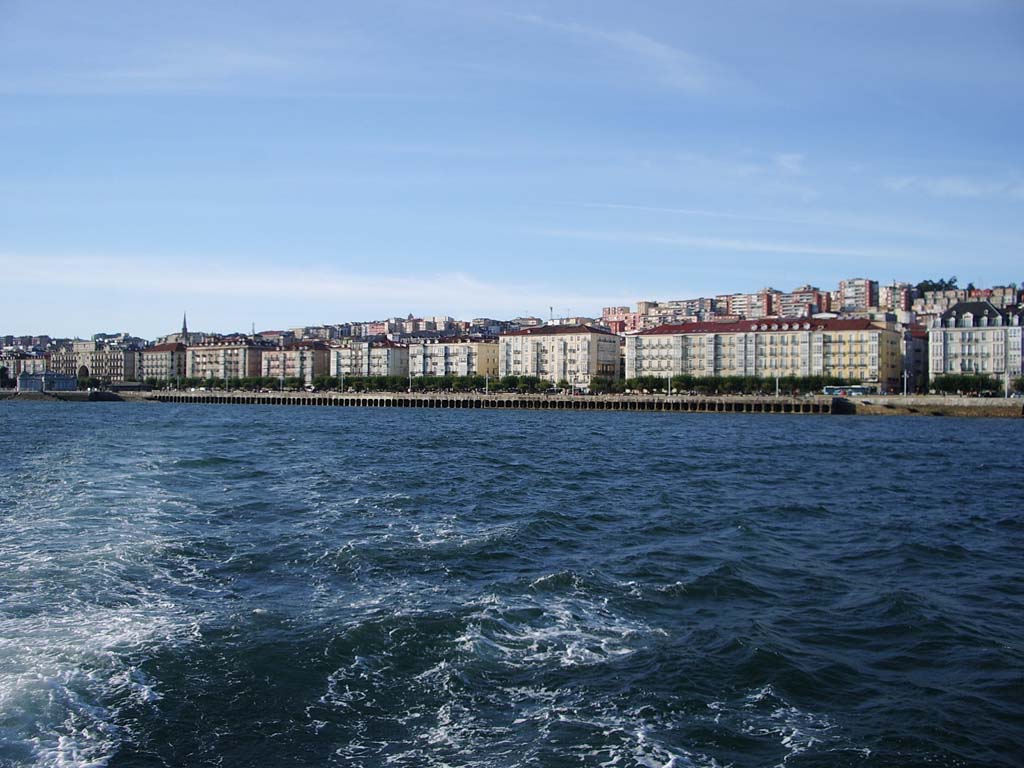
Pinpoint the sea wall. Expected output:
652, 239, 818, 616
135, 391, 836, 415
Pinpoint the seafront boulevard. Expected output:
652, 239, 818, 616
4, 390, 1022, 417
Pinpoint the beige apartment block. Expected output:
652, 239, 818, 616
625, 318, 902, 392
329, 339, 409, 379
187, 340, 264, 380
499, 324, 621, 386
408, 338, 498, 378
261, 342, 330, 386
141, 343, 187, 382
929, 301, 1024, 382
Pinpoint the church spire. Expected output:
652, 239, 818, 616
182, 312, 188, 337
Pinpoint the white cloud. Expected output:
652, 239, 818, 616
773, 153, 806, 176
0, 40, 312, 95
505, 13, 712, 91
537, 228, 916, 261
0, 253, 618, 324
885, 174, 1024, 200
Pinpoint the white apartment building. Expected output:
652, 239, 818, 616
929, 301, 1024, 382
140, 343, 187, 382
408, 338, 498, 378
498, 324, 621, 386
329, 339, 409, 379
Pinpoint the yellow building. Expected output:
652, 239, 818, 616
626, 318, 902, 391
408, 338, 498, 378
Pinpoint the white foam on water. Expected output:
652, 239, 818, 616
700, 684, 865, 766
0, 604, 198, 768
457, 592, 660, 669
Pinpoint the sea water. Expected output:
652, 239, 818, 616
0, 402, 1021, 767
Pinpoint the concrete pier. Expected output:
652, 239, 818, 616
137, 391, 837, 415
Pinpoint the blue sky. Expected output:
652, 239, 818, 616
2, 0, 1022, 337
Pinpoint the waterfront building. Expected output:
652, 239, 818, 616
408, 338, 498, 378
0, 353, 47, 378
329, 339, 409, 379
186, 339, 265, 380
625, 318, 903, 392
16, 372, 77, 392
260, 341, 330, 386
928, 301, 1024, 384
48, 341, 140, 382
498, 324, 621, 386
140, 343, 188, 382
902, 326, 929, 394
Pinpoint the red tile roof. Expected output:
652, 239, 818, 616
502, 324, 617, 337
638, 318, 884, 336
145, 343, 186, 353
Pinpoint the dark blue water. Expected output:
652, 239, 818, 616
1, 402, 1021, 767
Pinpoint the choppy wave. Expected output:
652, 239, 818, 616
1, 403, 1022, 767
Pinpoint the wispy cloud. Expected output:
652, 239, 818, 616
885, 174, 1024, 200
0, 41, 308, 95
537, 228, 917, 261
558, 202, 947, 238
0, 253, 617, 321
505, 13, 713, 91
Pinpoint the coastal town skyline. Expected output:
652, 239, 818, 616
3, 271, 1022, 340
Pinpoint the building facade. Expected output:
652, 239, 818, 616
16, 372, 78, 392
625, 318, 903, 392
186, 339, 265, 380
48, 341, 140, 382
408, 338, 498, 378
498, 324, 621, 386
260, 342, 330, 386
140, 343, 187, 382
329, 339, 409, 379
836, 278, 880, 313
928, 301, 1024, 383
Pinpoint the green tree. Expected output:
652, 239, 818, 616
915, 276, 959, 294
931, 374, 996, 395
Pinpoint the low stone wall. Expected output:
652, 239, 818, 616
852, 395, 1022, 418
